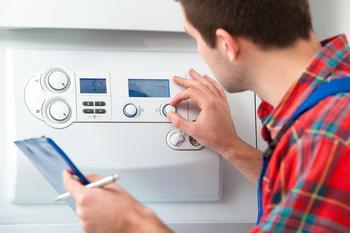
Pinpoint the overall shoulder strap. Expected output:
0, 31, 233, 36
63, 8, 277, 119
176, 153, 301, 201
264, 77, 350, 159
257, 76, 350, 225
289, 77, 350, 125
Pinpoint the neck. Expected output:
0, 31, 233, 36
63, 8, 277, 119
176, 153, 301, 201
246, 33, 322, 106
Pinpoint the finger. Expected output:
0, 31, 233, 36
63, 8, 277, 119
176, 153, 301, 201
86, 173, 119, 190
63, 170, 86, 199
86, 173, 103, 182
168, 111, 194, 135
170, 89, 190, 106
172, 76, 207, 93
188, 69, 202, 81
189, 69, 220, 97
203, 75, 228, 101
189, 69, 226, 101
170, 88, 204, 109
172, 76, 191, 88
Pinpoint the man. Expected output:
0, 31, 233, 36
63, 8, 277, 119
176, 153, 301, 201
64, 0, 350, 232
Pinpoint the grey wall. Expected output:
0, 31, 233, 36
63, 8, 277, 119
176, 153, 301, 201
310, 0, 350, 39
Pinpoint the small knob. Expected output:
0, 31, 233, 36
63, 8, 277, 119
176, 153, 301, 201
48, 100, 71, 122
170, 131, 186, 147
123, 103, 138, 118
189, 136, 201, 147
162, 104, 177, 117
47, 70, 70, 91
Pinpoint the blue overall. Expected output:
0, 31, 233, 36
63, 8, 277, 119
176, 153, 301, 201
256, 77, 350, 224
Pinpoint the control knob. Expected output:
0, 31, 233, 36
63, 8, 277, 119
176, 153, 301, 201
46, 70, 70, 91
48, 100, 71, 122
169, 131, 186, 147
123, 103, 138, 118
162, 104, 177, 117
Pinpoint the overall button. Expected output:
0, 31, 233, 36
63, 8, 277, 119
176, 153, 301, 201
83, 109, 94, 114
47, 70, 70, 91
123, 104, 138, 118
95, 109, 106, 114
95, 101, 106, 106
83, 101, 94, 106
48, 100, 71, 122
162, 104, 177, 117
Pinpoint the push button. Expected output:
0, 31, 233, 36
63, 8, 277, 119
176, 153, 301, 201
95, 109, 106, 114
83, 101, 94, 106
95, 101, 106, 106
83, 109, 94, 114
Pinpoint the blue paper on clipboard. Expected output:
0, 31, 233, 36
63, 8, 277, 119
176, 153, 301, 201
14, 136, 90, 210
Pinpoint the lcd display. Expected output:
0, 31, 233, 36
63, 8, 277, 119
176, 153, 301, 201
128, 79, 170, 98
80, 78, 107, 94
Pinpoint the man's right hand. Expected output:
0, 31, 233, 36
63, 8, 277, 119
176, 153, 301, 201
168, 69, 237, 157
168, 69, 262, 183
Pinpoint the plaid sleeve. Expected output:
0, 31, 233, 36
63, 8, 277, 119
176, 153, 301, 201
251, 136, 350, 233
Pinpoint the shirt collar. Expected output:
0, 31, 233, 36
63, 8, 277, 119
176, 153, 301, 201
263, 34, 350, 136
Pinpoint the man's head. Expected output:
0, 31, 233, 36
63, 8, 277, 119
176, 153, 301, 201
176, 0, 313, 93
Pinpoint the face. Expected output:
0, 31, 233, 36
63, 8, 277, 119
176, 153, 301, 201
182, 9, 250, 93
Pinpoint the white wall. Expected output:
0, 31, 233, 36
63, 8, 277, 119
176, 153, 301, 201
0, 0, 184, 32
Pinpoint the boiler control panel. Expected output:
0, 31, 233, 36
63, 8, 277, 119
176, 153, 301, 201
24, 66, 202, 150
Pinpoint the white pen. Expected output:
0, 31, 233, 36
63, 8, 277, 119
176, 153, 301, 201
55, 174, 119, 201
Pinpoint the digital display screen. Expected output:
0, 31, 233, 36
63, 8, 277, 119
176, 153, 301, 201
80, 78, 107, 94
128, 79, 170, 98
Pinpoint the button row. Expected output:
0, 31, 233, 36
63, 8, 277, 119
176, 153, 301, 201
169, 133, 201, 147
166, 130, 203, 150
122, 103, 177, 119
83, 101, 106, 107
82, 103, 176, 118
83, 109, 107, 114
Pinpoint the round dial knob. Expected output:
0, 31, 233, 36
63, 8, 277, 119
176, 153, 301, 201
48, 100, 71, 122
47, 70, 70, 91
123, 103, 138, 118
162, 104, 177, 117
169, 131, 186, 147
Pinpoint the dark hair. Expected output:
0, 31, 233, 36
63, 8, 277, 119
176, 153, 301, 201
177, 0, 313, 49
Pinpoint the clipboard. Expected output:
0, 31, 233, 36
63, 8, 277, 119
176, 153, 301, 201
14, 136, 90, 210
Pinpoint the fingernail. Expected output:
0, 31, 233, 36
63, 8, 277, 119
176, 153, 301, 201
63, 170, 69, 179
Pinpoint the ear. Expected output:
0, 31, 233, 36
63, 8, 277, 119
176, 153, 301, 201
216, 29, 239, 62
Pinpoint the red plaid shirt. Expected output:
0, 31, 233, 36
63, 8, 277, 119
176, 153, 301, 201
251, 35, 350, 232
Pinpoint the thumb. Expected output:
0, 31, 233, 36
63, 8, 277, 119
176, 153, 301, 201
168, 111, 193, 135
86, 173, 120, 191
86, 173, 103, 182
63, 170, 86, 199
